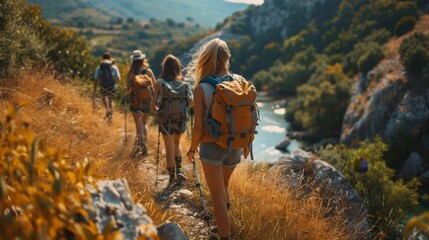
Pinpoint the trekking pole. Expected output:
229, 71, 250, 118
192, 156, 211, 227
92, 92, 96, 115
124, 94, 128, 145
155, 124, 161, 187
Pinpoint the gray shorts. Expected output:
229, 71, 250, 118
199, 142, 241, 168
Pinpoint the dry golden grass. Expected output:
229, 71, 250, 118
1, 72, 352, 239
228, 163, 351, 240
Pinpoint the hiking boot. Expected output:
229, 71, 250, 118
209, 227, 219, 239
209, 228, 229, 240
175, 156, 187, 180
105, 111, 112, 121
167, 167, 176, 186
140, 144, 148, 158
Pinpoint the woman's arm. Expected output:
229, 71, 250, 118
187, 82, 195, 108
151, 81, 160, 114
187, 85, 204, 160
125, 72, 133, 93
146, 68, 156, 90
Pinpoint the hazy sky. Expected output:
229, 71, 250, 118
225, 0, 264, 5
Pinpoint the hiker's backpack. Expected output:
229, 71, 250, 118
200, 74, 259, 152
157, 79, 190, 133
99, 61, 116, 89
130, 69, 152, 112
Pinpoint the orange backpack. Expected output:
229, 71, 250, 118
200, 74, 259, 155
130, 69, 152, 112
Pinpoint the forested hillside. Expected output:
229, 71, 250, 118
27, 0, 249, 27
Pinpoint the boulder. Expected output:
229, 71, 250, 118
420, 171, 429, 186
398, 152, 424, 181
275, 137, 291, 151
85, 179, 158, 239
270, 149, 370, 239
385, 92, 429, 140
157, 221, 189, 240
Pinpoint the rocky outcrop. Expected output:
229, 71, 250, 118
398, 152, 425, 181
248, 0, 319, 38
157, 222, 189, 240
86, 179, 159, 239
269, 149, 370, 239
186, 0, 322, 58
341, 58, 429, 162
341, 57, 409, 144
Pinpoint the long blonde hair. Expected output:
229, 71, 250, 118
186, 38, 231, 85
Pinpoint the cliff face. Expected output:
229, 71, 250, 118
340, 16, 429, 171
248, 0, 320, 38
189, 0, 323, 51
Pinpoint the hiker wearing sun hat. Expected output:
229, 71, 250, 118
125, 50, 157, 159
93, 52, 121, 121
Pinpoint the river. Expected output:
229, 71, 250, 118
252, 100, 303, 162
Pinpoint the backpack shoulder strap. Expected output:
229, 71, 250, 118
200, 76, 222, 88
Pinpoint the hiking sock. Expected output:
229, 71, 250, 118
175, 156, 183, 174
167, 167, 175, 185
175, 156, 187, 180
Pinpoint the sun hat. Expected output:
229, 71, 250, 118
130, 50, 146, 61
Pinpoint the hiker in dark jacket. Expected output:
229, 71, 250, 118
151, 54, 194, 185
93, 52, 121, 120
125, 50, 156, 158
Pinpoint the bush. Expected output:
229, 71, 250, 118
318, 138, 420, 238
0, 106, 156, 239
288, 64, 351, 136
385, 129, 419, 170
395, 16, 417, 36
0, 0, 39, 77
399, 33, 429, 77
357, 43, 385, 74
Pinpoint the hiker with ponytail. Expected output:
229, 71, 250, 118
186, 38, 258, 240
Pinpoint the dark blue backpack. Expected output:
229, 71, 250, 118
99, 62, 116, 89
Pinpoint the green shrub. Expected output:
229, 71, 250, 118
357, 43, 385, 74
399, 33, 429, 77
318, 138, 420, 238
0, 0, 39, 77
288, 64, 351, 136
395, 16, 417, 36
385, 129, 419, 170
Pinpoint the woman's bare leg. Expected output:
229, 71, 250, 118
202, 162, 230, 238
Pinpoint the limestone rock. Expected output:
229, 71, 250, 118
86, 179, 158, 239
398, 152, 424, 181
275, 137, 291, 151
270, 149, 370, 239
157, 221, 189, 240
385, 92, 429, 140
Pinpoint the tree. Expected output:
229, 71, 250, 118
115, 17, 124, 25
289, 64, 351, 136
126, 17, 135, 24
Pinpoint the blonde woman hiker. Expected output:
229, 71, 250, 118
125, 50, 156, 158
93, 52, 121, 121
151, 54, 194, 186
186, 38, 258, 240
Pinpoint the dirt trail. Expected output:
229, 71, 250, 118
111, 111, 214, 239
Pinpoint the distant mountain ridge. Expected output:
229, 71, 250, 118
28, 0, 249, 27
